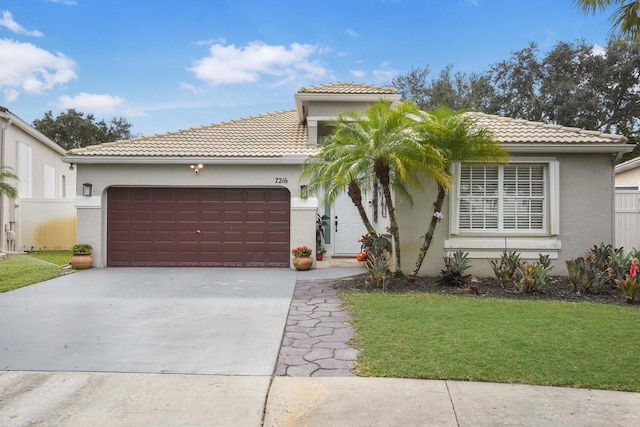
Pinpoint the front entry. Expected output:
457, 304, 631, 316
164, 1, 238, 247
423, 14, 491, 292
333, 192, 367, 254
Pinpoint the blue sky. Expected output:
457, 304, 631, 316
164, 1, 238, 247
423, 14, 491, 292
1, 0, 614, 137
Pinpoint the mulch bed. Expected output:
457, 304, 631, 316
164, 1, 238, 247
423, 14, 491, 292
333, 274, 639, 308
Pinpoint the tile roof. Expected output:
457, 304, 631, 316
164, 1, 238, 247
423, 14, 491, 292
298, 82, 397, 95
67, 106, 626, 160
473, 113, 626, 144
68, 109, 314, 158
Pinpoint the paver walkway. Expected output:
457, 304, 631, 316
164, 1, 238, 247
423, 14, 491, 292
275, 279, 359, 377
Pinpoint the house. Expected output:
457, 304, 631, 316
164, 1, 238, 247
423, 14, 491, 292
64, 83, 631, 276
0, 107, 76, 253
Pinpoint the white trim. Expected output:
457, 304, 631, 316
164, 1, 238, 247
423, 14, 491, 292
502, 143, 631, 155
444, 236, 562, 260
452, 158, 559, 236
291, 197, 318, 210
75, 196, 101, 208
62, 156, 311, 165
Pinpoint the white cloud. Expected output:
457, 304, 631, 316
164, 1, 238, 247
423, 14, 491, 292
350, 69, 365, 79
179, 82, 204, 94
0, 39, 76, 101
57, 92, 144, 116
45, 0, 78, 5
591, 44, 606, 57
188, 41, 331, 86
194, 37, 226, 46
345, 28, 359, 38
58, 92, 124, 113
373, 66, 398, 83
0, 10, 43, 37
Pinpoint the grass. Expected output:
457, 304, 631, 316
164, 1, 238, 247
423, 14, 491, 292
0, 251, 71, 293
343, 292, 640, 392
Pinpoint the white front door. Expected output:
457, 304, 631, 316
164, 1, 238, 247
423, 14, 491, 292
333, 192, 367, 254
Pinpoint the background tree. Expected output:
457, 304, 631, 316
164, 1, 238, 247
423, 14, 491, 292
390, 39, 640, 161
0, 167, 18, 199
33, 109, 135, 150
574, 0, 640, 41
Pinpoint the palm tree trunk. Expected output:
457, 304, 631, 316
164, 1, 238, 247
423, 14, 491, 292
381, 183, 401, 273
410, 184, 446, 277
347, 181, 376, 235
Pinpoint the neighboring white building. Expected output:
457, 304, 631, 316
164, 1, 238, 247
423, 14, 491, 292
0, 107, 77, 252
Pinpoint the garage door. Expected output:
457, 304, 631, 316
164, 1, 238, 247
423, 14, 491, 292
107, 187, 290, 267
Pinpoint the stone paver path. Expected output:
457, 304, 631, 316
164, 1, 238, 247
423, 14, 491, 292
275, 279, 358, 377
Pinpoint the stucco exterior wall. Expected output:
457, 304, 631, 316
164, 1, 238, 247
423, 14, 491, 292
75, 162, 313, 268
306, 100, 379, 117
397, 153, 616, 277
615, 167, 640, 187
557, 153, 615, 261
0, 116, 76, 252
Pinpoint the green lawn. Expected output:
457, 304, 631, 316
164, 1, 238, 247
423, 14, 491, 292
0, 251, 71, 293
343, 292, 640, 392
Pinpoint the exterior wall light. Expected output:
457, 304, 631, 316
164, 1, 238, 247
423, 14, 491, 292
83, 183, 93, 197
190, 164, 204, 175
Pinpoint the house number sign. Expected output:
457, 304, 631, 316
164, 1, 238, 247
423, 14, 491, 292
275, 177, 288, 184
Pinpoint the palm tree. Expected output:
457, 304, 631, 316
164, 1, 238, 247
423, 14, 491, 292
574, 0, 640, 41
302, 99, 448, 272
409, 107, 508, 278
0, 167, 18, 199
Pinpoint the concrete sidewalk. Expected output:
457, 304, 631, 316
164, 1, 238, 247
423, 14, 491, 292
1, 371, 638, 426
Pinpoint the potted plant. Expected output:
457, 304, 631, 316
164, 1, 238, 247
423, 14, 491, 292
291, 245, 313, 271
316, 247, 326, 261
70, 243, 93, 269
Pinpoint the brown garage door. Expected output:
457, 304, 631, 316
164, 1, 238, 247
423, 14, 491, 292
107, 187, 290, 267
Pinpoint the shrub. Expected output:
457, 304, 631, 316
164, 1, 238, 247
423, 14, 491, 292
515, 261, 553, 294
438, 250, 471, 287
566, 244, 632, 294
489, 250, 522, 288
359, 234, 393, 291
614, 258, 639, 303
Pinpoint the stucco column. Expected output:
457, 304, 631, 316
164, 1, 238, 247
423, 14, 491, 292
290, 197, 318, 269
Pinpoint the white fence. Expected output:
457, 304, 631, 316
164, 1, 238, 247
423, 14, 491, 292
615, 190, 640, 251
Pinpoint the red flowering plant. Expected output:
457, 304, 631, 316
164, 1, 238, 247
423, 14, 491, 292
614, 258, 639, 303
291, 246, 313, 257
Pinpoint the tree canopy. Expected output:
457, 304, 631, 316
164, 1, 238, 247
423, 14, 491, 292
390, 39, 640, 160
33, 109, 136, 151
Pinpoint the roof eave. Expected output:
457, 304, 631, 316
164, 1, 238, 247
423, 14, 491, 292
502, 143, 633, 156
0, 109, 67, 155
62, 155, 311, 165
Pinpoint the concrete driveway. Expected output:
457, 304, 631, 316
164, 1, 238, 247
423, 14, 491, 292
0, 268, 297, 375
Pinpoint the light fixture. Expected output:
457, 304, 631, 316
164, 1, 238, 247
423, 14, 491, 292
82, 183, 93, 197
69, 163, 74, 171
190, 164, 204, 174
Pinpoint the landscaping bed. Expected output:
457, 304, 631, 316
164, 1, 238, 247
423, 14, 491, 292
334, 274, 637, 307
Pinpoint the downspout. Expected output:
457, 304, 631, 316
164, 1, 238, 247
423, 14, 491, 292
0, 112, 10, 253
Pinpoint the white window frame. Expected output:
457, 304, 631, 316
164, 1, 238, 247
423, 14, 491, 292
446, 158, 561, 259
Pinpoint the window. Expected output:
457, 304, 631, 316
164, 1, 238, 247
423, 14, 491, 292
61, 174, 67, 198
44, 164, 55, 198
18, 142, 32, 198
454, 160, 559, 235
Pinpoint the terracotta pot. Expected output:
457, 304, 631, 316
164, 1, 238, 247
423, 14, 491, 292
70, 253, 93, 270
293, 256, 313, 271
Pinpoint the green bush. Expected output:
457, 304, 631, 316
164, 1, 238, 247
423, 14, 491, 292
566, 244, 634, 294
438, 250, 471, 286
489, 250, 522, 288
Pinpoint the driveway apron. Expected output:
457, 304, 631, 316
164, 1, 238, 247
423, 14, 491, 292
0, 268, 297, 375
